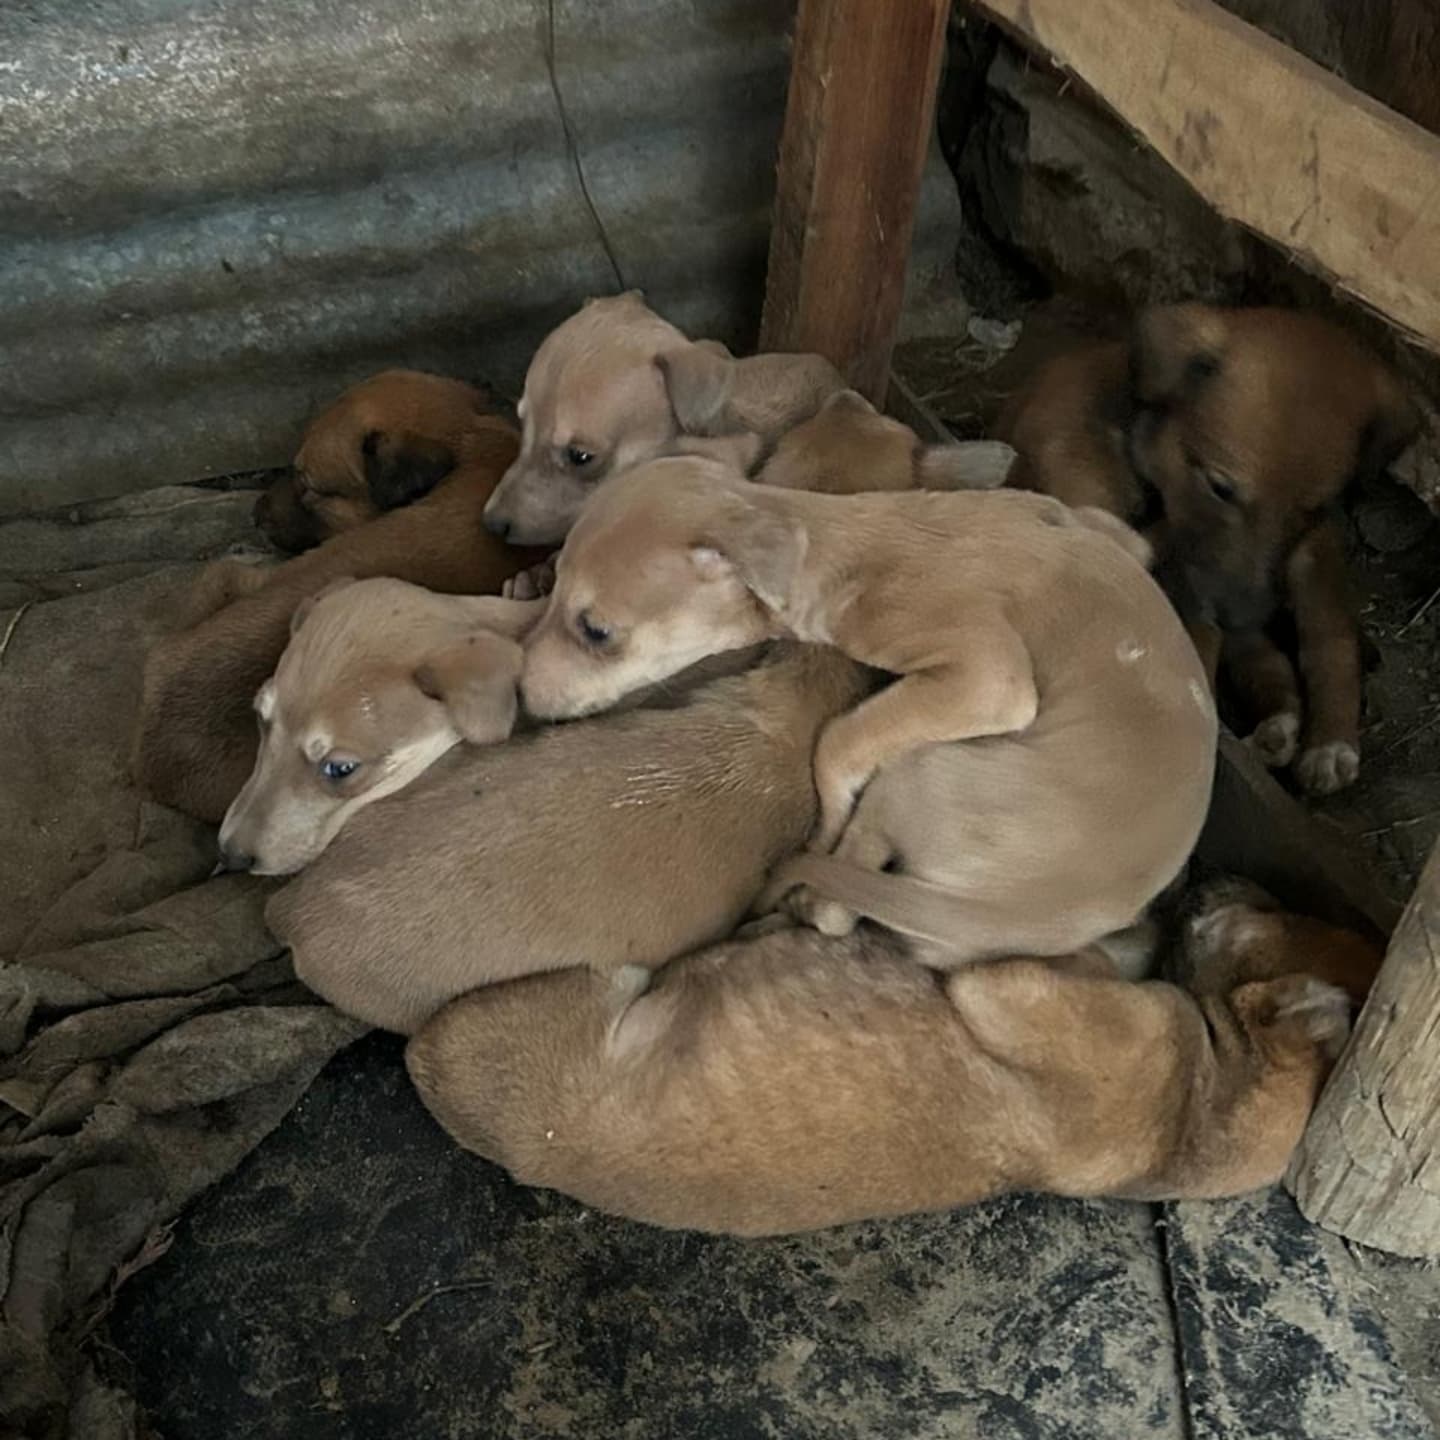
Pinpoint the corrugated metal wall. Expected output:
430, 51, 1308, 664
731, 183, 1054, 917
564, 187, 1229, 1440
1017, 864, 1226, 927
0, 0, 962, 515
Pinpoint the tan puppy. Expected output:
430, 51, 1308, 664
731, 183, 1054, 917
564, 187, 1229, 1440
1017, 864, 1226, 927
997, 305, 1420, 795
481, 290, 846, 545
757, 389, 1015, 494
405, 889, 1378, 1237
267, 644, 874, 1033
521, 458, 1215, 961
255, 370, 498, 551
217, 579, 544, 875
134, 387, 542, 825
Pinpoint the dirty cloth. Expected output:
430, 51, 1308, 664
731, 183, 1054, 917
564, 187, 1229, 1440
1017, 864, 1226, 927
0, 487, 365, 1440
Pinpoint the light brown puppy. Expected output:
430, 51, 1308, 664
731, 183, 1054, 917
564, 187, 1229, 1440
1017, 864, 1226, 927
757, 389, 1015, 494
405, 889, 1378, 1237
996, 304, 1420, 795
481, 290, 846, 546
521, 458, 1215, 962
267, 644, 875, 1033
134, 384, 543, 825
218, 579, 544, 875
255, 370, 498, 551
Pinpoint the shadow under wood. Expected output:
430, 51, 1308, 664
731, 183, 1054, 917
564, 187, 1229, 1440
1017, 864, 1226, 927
1197, 730, 1400, 942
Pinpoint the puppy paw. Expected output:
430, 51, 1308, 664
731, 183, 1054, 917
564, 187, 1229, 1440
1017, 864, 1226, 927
1267, 975, 1353, 1061
786, 884, 858, 938
502, 559, 557, 602
1294, 740, 1359, 796
1246, 711, 1300, 769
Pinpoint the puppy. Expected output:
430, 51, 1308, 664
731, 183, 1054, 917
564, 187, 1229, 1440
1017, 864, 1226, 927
521, 458, 1216, 963
134, 392, 542, 824
217, 579, 544, 875
256, 371, 498, 551
996, 305, 1421, 795
481, 290, 846, 545
405, 890, 1378, 1237
267, 644, 875, 1033
757, 389, 1015, 494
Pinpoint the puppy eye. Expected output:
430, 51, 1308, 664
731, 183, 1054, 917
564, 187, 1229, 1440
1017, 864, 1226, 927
319, 757, 361, 782
565, 446, 595, 468
1205, 472, 1239, 504
576, 609, 612, 648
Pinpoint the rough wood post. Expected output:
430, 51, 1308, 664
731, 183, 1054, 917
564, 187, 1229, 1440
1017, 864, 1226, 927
759, 0, 951, 403
1287, 837, 1440, 1257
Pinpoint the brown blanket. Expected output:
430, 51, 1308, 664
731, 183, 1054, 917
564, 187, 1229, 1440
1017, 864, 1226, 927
0, 488, 365, 1440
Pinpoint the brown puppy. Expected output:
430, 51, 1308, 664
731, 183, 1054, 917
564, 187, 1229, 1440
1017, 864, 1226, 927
757, 389, 1015, 494
521, 458, 1215, 962
481, 291, 846, 545
134, 394, 542, 825
405, 890, 1377, 1237
255, 370, 497, 551
267, 644, 874, 1033
218, 579, 544, 875
996, 305, 1420, 795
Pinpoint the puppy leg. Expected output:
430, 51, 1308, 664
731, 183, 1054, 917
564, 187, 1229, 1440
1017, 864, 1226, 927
812, 629, 1037, 849
1224, 629, 1302, 768
1287, 521, 1362, 795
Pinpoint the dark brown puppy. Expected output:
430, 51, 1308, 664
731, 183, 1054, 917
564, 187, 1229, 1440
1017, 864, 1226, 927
255, 371, 498, 551
996, 305, 1419, 795
134, 381, 542, 824
405, 888, 1379, 1237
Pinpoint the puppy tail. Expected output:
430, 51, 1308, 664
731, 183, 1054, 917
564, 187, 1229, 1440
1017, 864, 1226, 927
772, 851, 999, 952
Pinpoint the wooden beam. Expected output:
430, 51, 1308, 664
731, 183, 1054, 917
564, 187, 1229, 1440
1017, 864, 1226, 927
759, 0, 951, 403
966, 0, 1440, 355
1287, 837, 1440, 1257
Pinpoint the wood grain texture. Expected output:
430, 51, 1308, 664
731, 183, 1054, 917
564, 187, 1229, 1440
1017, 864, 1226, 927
968, 0, 1440, 354
760, 0, 950, 402
1287, 837, 1440, 1257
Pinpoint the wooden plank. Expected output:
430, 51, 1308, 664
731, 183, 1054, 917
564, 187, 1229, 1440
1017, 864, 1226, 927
759, 0, 951, 403
1287, 836, 1440, 1257
966, 0, 1440, 355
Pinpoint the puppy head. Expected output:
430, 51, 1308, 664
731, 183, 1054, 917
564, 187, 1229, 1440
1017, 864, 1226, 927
483, 292, 702, 547
218, 578, 538, 875
520, 457, 798, 719
759, 389, 1014, 494
257, 371, 487, 551
1127, 305, 1418, 629
1178, 877, 1383, 1005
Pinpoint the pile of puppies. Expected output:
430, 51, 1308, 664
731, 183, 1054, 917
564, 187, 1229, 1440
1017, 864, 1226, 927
132, 290, 1413, 1236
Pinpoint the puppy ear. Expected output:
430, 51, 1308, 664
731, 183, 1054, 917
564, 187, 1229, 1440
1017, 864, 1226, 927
288, 575, 359, 636
1131, 304, 1229, 407
691, 497, 807, 612
820, 388, 877, 417
413, 632, 523, 746
673, 431, 765, 473
657, 341, 736, 433
361, 431, 456, 511
914, 440, 1016, 492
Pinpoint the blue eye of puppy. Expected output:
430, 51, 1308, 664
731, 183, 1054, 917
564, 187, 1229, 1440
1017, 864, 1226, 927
565, 446, 595, 468
577, 610, 612, 647
319, 758, 360, 782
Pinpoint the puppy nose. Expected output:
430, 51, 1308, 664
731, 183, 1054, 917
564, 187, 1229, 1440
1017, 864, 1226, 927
483, 510, 512, 540
216, 845, 255, 874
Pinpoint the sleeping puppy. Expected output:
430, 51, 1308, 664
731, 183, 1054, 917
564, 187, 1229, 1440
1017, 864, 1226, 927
481, 290, 846, 546
267, 644, 875, 1033
133, 384, 542, 824
521, 458, 1216, 964
255, 370, 499, 551
757, 389, 1015, 494
996, 304, 1421, 795
217, 579, 544, 875
405, 887, 1379, 1237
